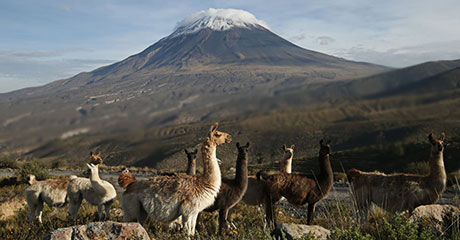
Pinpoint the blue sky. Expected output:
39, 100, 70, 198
1, 0, 460, 93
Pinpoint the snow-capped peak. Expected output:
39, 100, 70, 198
170, 8, 270, 38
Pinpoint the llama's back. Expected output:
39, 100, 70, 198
124, 174, 219, 223
68, 177, 108, 206
347, 169, 438, 212
25, 178, 69, 207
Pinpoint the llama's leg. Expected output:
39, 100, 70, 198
227, 207, 236, 230
182, 214, 198, 236
138, 207, 148, 226
218, 209, 229, 236
103, 201, 112, 221
190, 213, 198, 235
97, 204, 104, 221
307, 202, 316, 224
68, 197, 82, 221
36, 201, 44, 223
264, 194, 276, 229
28, 202, 37, 223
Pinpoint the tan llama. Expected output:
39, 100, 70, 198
24, 175, 70, 223
67, 159, 117, 221
121, 122, 231, 235
347, 133, 447, 221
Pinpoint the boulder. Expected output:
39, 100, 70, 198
44, 221, 150, 240
277, 223, 331, 240
410, 204, 460, 232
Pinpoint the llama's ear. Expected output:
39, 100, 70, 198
245, 142, 250, 148
96, 152, 101, 157
184, 149, 189, 154
428, 133, 435, 143
236, 142, 240, 148
194, 149, 198, 154
210, 122, 218, 132
282, 144, 286, 151
440, 132, 445, 141
320, 139, 324, 145
290, 144, 295, 149
86, 163, 92, 169
89, 151, 93, 156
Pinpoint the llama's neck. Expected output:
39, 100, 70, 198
201, 139, 221, 185
428, 151, 446, 185
89, 171, 108, 194
280, 155, 293, 173
234, 153, 248, 189
186, 159, 196, 175
318, 153, 333, 186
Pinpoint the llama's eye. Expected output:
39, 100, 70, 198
215, 133, 222, 137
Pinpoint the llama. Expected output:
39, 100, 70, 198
347, 133, 447, 220
241, 144, 295, 206
258, 140, 333, 227
201, 142, 249, 235
24, 175, 70, 223
185, 148, 198, 175
67, 163, 117, 221
121, 122, 231, 235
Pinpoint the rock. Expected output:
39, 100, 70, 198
277, 223, 331, 240
410, 204, 460, 232
45, 221, 150, 240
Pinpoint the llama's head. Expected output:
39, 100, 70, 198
89, 151, 103, 165
282, 144, 295, 159
26, 174, 37, 184
236, 142, 250, 158
185, 148, 198, 162
428, 132, 445, 153
208, 122, 232, 145
118, 167, 136, 188
86, 163, 99, 178
319, 139, 332, 155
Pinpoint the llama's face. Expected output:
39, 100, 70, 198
319, 140, 332, 155
282, 144, 295, 159
89, 151, 103, 165
236, 142, 250, 158
429, 133, 445, 153
209, 122, 232, 145
185, 149, 198, 162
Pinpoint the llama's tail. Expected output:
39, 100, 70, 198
346, 168, 362, 183
69, 175, 78, 181
256, 170, 269, 181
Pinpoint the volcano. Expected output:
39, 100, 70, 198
0, 8, 388, 152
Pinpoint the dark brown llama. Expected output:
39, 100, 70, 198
184, 148, 198, 175
201, 142, 250, 235
347, 133, 447, 221
258, 140, 333, 227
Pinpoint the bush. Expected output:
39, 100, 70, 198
18, 161, 50, 182
0, 157, 19, 169
330, 227, 373, 240
371, 213, 437, 240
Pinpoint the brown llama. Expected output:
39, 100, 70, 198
258, 140, 333, 227
241, 144, 295, 206
201, 142, 249, 235
120, 122, 231, 235
184, 148, 198, 175
347, 133, 447, 221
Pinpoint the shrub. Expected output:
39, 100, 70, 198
371, 213, 437, 240
330, 227, 373, 240
0, 157, 19, 169
18, 161, 50, 182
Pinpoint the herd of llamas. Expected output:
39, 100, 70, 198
24, 123, 448, 236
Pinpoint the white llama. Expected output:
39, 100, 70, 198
121, 122, 231, 235
67, 163, 117, 221
24, 174, 70, 223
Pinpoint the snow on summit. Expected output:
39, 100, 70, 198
170, 8, 270, 38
